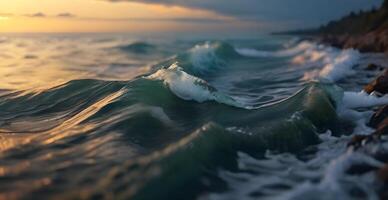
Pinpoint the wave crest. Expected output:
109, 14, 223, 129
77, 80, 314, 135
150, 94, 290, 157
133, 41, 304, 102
147, 62, 245, 108
235, 41, 316, 58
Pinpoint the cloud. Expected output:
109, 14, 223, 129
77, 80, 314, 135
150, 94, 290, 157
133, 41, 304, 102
26, 12, 46, 18
80, 17, 231, 24
22, 12, 77, 18
0, 13, 13, 17
103, 0, 383, 27
57, 12, 76, 18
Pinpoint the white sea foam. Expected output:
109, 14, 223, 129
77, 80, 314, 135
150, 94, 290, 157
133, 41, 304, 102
208, 40, 387, 200
234, 48, 273, 57
342, 91, 388, 109
237, 40, 360, 83
208, 131, 383, 200
278, 149, 383, 200
291, 44, 335, 65
335, 91, 388, 135
318, 49, 361, 82
235, 41, 315, 58
147, 63, 246, 108
295, 45, 360, 82
237, 41, 361, 82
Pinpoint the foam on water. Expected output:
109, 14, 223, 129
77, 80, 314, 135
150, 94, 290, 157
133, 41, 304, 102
207, 40, 388, 200
208, 130, 383, 200
292, 44, 360, 82
235, 41, 316, 58
342, 91, 388, 109
147, 63, 246, 108
1, 35, 387, 200
116, 39, 388, 199
278, 149, 383, 200
294, 43, 360, 82
236, 40, 361, 82
318, 49, 361, 82
334, 91, 388, 135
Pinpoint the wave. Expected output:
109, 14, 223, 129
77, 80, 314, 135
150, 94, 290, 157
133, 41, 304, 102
117, 41, 156, 54
235, 41, 316, 58
0, 79, 127, 132
94, 83, 346, 199
146, 62, 245, 108
342, 91, 388, 109
235, 40, 361, 82
318, 49, 360, 82
1, 37, 386, 200
152, 41, 240, 76
286, 42, 361, 82
300, 49, 361, 82
211, 142, 383, 200
1, 72, 379, 199
237, 39, 361, 82
188, 42, 228, 73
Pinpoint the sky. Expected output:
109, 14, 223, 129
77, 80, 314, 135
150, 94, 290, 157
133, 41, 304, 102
0, 0, 383, 33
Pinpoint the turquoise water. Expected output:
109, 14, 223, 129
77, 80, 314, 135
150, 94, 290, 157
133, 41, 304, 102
0, 33, 387, 200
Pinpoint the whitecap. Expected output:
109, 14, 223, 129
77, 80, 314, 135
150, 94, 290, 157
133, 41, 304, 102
342, 91, 388, 109
146, 63, 247, 108
235, 41, 316, 58
318, 49, 361, 82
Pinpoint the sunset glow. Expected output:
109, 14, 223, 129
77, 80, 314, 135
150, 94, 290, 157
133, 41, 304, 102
1, 1, 387, 200
0, 0, 247, 33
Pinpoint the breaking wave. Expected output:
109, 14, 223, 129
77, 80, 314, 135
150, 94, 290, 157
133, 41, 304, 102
1, 36, 387, 200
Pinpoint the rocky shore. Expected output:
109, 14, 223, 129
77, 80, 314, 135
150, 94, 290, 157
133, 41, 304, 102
300, 4, 388, 191
319, 0, 388, 53
277, 0, 388, 53
318, 30, 388, 53
318, 3, 388, 179
345, 65, 388, 199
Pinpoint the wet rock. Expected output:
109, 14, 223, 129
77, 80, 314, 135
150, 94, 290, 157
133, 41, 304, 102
377, 164, 388, 199
318, 30, 388, 53
365, 63, 379, 71
369, 105, 388, 128
349, 119, 388, 148
374, 118, 388, 136
364, 69, 388, 95
374, 152, 388, 163
347, 135, 369, 148
346, 163, 379, 175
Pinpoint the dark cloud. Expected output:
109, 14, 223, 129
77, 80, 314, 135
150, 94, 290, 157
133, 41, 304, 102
57, 12, 76, 18
27, 12, 46, 17
103, 0, 383, 28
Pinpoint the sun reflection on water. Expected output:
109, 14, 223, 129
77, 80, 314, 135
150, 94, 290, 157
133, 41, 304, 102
0, 35, 153, 91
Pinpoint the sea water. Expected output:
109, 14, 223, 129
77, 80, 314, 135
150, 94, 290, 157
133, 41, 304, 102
0, 33, 387, 200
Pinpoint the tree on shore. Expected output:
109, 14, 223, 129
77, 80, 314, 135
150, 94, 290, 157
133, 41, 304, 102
277, 0, 388, 35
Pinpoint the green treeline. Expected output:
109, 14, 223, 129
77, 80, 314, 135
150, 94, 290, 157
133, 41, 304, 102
318, 0, 388, 34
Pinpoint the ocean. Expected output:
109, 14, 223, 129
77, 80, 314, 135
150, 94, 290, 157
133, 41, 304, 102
0, 33, 387, 200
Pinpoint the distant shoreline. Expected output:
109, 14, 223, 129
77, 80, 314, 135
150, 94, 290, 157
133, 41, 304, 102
274, 0, 388, 54
272, 32, 388, 54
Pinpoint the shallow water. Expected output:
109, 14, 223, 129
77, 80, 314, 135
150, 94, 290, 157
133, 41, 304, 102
0, 33, 387, 200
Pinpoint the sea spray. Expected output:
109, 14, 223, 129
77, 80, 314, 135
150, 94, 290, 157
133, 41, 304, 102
146, 62, 246, 108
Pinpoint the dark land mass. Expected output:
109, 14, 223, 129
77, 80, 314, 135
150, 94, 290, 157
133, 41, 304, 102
275, 0, 388, 53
